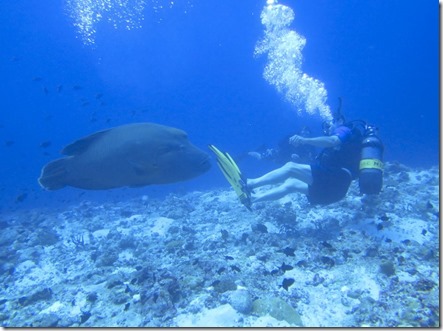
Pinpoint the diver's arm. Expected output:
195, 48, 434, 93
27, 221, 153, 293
289, 135, 341, 148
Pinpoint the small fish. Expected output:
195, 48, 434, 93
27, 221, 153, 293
40, 141, 52, 148
231, 265, 241, 272
5, 140, 14, 147
376, 223, 384, 231
81, 101, 90, 107
224, 255, 234, 260
379, 214, 390, 222
15, 193, 28, 203
281, 247, 295, 257
95, 93, 103, 99
43, 87, 49, 95
32, 77, 42, 82
321, 241, 333, 250
281, 263, 293, 272
282, 278, 295, 291
56, 85, 63, 93
73, 85, 82, 90
426, 201, 434, 209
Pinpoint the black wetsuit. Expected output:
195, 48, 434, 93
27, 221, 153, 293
307, 125, 362, 205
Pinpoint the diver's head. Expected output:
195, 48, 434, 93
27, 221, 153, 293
300, 126, 311, 137
322, 116, 345, 135
333, 113, 345, 123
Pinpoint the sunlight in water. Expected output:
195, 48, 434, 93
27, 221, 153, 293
255, 0, 332, 120
65, 0, 191, 45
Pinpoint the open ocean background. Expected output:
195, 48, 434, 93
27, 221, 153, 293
0, 1, 439, 327
0, 0, 438, 209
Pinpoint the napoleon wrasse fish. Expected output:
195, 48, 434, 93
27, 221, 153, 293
38, 122, 211, 190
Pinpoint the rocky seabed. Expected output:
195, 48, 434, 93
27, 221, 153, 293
0, 162, 439, 327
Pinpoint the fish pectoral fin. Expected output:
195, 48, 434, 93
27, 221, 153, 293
128, 159, 153, 176
130, 162, 146, 176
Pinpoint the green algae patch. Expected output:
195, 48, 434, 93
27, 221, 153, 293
252, 297, 303, 326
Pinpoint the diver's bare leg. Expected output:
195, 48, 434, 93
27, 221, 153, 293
252, 178, 309, 203
247, 162, 313, 189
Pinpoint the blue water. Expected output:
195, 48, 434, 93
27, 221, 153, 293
0, 0, 438, 210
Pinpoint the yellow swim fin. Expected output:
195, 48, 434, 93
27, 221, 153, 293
208, 144, 251, 210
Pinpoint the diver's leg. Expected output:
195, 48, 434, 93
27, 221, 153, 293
247, 162, 313, 189
251, 177, 309, 203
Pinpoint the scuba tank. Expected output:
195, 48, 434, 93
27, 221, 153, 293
359, 125, 384, 194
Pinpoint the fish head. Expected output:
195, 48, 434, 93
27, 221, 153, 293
152, 131, 211, 183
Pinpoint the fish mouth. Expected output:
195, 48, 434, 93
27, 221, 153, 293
200, 155, 212, 171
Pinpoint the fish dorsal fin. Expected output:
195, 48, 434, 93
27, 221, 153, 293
61, 129, 111, 156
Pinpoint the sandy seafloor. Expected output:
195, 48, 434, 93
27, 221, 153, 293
0, 161, 439, 327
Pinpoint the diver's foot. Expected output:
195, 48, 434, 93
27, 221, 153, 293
240, 195, 252, 211
239, 178, 253, 211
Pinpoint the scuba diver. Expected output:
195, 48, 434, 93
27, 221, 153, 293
247, 126, 316, 165
209, 103, 384, 210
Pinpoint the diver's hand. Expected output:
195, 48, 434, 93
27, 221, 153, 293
289, 135, 305, 146
291, 153, 301, 162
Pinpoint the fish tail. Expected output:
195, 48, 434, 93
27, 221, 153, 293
38, 158, 69, 190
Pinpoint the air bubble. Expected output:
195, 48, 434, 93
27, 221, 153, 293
65, 0, 189, 45
255, 1, 332, 120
